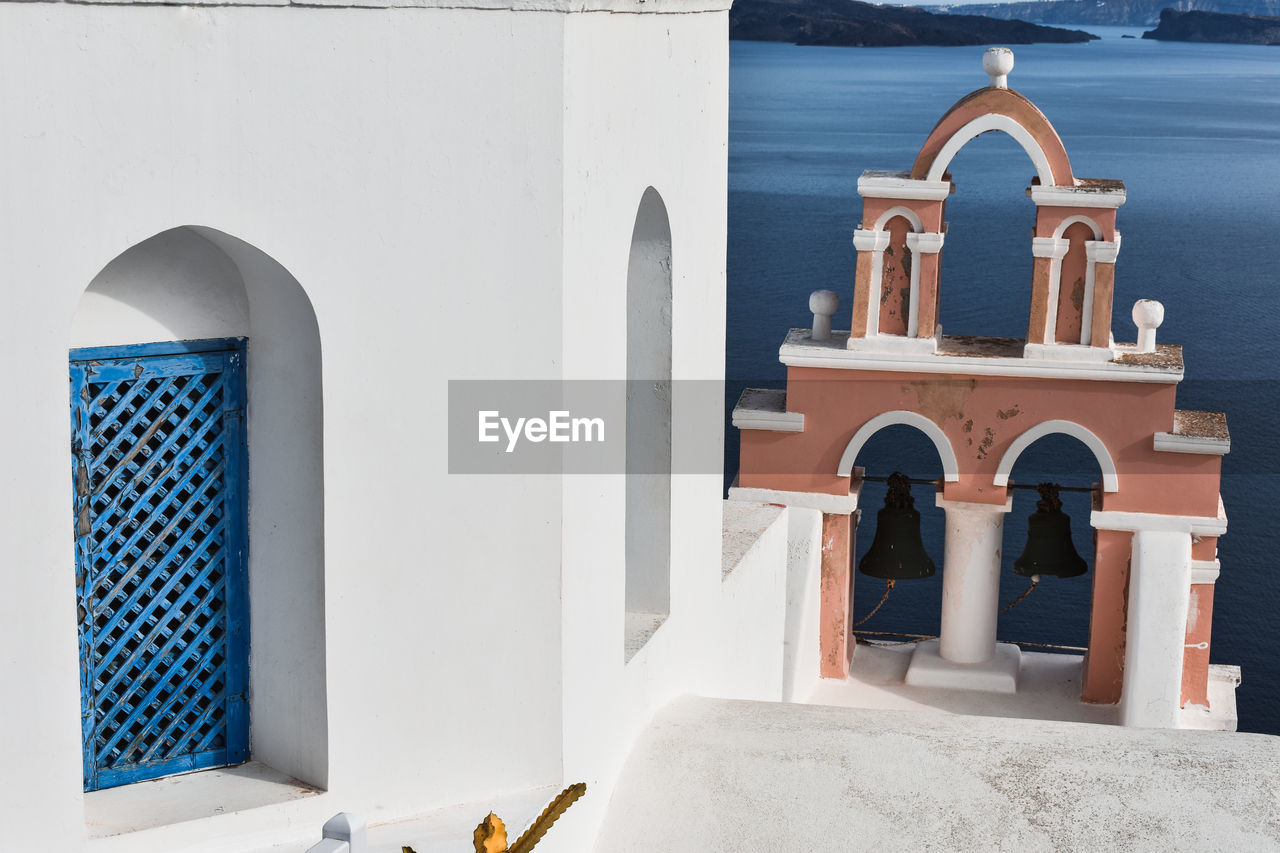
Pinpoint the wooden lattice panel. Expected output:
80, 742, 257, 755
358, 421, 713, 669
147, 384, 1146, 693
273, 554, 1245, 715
70, 340, 248, 792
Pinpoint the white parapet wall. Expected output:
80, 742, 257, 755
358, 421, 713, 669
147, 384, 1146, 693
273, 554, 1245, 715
596, 697, 1280, 852
781, 508, 824, 702
717, 502, 789, 701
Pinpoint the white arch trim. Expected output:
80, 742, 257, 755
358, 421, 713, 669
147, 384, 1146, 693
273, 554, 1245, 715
837, 410, 960, 482
925, 114, 1056, 187
993, 419, 1119, 492
873, 205, 924, 233
1053, 215, 1103, 241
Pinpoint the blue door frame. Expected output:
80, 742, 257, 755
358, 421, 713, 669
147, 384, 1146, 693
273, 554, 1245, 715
70, 337, 249, 791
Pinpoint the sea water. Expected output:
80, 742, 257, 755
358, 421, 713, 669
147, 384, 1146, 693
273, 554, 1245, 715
726, 32, 1280, 733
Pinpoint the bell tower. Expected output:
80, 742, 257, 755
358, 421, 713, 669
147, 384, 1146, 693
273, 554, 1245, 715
732, 49, 1232, 730
848, 47, 1126, 362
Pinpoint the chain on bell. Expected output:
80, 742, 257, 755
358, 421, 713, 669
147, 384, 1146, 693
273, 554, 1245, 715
858, 472, 936, 580
1012, 483, 1088, 579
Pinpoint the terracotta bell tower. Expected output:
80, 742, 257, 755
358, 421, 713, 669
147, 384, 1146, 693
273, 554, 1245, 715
732, 49, 1231, 729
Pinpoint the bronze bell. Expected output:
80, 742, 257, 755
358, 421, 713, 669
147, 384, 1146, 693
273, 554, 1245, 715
858, 472, 936, 580
1013, 483, 1088, 579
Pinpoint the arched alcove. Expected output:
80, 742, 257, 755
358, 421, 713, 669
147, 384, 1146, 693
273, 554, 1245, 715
69, 226, 328, 790
1054, 221, 1094, 344
879, 216, 914, 337
625, 189, 673, 660
70, 227, 251, 346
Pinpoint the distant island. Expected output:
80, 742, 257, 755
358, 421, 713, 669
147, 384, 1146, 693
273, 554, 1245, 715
729, 0, 1097, 47
921, 0, 1280, 28
1143, 7, 1280, 41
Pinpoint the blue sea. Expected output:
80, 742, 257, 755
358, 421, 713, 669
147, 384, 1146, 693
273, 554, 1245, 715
725, 29, 1280, 734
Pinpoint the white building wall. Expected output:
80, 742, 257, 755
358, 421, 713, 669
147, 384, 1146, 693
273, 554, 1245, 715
1, 1, 746, 849
1, 5, 573, 849
555, 11, 735, 850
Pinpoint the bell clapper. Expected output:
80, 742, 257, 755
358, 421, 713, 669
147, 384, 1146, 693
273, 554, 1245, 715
852, 578, 895, 629
1001, 575, 1039, 615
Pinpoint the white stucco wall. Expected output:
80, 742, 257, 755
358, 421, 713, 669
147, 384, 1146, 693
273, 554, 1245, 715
0, 2, 736, 851
781, 507, 824, 701
718, 503, 788, 702
554, 11, 733, 850
2, 6, 569, 850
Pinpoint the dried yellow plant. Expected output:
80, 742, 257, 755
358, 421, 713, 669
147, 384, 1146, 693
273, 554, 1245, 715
508, 783, 587, 853
474, 812, 508, 853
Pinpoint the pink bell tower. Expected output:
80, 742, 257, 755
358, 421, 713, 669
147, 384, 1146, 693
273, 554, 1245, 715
733, 49, 1232, 729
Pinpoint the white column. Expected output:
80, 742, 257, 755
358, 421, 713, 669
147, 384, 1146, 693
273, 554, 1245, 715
904, 230, 944, 338
1121, 529, 1192, 728
1031, 236, 1069, 343
1081, 239, 1120, 346
937, 495, 1013, 664
852, 228, 890, 336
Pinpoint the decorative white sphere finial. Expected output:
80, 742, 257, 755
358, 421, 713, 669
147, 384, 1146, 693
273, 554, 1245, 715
983, 47, 1014, 89
809, 290, 839, 342
1132, 299, 1164, 353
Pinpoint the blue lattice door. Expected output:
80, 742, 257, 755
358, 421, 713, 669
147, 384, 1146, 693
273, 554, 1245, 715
70, 338, 249, 792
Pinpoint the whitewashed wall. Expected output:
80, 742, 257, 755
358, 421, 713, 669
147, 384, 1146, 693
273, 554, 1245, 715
0, 2, 744, 851
3, 6, 565, 851
554, 11, 739, 850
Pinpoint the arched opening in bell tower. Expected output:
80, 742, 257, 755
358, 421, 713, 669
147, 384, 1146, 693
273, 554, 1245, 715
844, 422, 953, 643
936, 130, 1039, 340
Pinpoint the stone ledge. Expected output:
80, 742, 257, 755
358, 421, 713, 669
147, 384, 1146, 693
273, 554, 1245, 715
721, 500, 785, 579
732, 387, 804, 433
781, 328, 1185, 383
85, 760, 321, 845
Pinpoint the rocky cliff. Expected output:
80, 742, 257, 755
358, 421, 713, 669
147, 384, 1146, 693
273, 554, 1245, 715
730, 0, 1097, 47
923, 0, 1280, 28
1142, 7, 1280, 41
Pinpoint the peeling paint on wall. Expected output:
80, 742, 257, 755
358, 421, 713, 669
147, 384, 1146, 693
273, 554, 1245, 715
976, 427, 996, 460
901, 378, 977, 425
